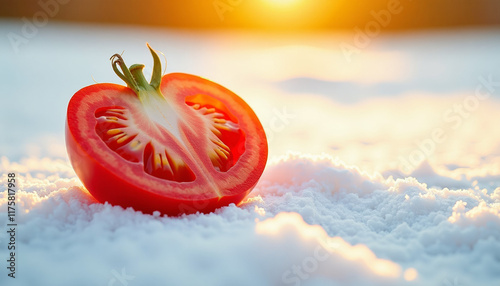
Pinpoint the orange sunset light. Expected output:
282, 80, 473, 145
266, 0, 301, 6
246, 0, 339, 30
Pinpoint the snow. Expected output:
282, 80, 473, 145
1, 20, 500, 285
1, 154, 499, 285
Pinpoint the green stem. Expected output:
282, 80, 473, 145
129, 64, 151, 89
110, 54, 140, 92
148, 43, 162, 90
109, 43, 164, 94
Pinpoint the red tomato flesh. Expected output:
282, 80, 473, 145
66, 46, 267, 215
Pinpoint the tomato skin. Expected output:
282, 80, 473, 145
66, 75, 267, 215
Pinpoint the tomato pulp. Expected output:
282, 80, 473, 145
66, 45, 268, 215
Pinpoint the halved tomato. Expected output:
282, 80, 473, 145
66, 44, 268, 215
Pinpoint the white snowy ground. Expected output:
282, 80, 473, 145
1, 21, 500, 285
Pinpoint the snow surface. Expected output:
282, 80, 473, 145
1, 154, 499, 285
1, 21, 500, 285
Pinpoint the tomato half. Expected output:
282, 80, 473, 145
66, 45, 268, 215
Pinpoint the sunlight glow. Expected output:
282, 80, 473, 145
255, 212, 404, 278
267, 0, 300, 5
404, 268, 419, 281
256, 212, 327, 238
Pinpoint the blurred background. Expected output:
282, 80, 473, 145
1, 0, 500, 189
1, 0, 500, 30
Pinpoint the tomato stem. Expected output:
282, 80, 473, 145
148, 43, 162, 90
129, 64, 150, 89
110, 53, 140, 93
109, 43, 164, 94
